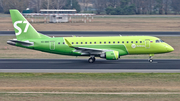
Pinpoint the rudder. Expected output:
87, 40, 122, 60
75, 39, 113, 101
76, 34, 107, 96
10, 9, 49, 40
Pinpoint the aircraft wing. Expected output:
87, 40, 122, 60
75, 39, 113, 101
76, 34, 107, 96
65, 39, 112, 55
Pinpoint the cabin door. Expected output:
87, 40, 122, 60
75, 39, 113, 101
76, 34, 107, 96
50, 41, 55, 50
145, 39, 150, 49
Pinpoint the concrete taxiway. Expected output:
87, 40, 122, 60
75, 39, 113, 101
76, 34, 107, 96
0, 59, 180, 73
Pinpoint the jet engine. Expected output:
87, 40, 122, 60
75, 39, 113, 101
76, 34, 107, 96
100, 51, 119, 60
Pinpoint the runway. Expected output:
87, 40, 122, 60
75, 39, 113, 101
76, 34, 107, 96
1, 31, 180, 36
0, 59, 180, 73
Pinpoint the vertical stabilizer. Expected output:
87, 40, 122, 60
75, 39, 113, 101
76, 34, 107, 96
9, 9, 49, 40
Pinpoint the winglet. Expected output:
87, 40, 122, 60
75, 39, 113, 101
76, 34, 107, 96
65, 39, 74, 47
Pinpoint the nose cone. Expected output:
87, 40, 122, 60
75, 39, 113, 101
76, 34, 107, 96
167, 45, 174, 52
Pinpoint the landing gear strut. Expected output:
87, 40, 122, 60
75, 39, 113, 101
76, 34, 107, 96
149, 56, 153, 63
148, 54, 154, 63
88, 56, 96, 63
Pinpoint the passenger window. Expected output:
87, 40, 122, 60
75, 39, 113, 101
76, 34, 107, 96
113, 41, 115, 44
58, 42, 60, 44
127, 41, 129, 43
140, 41, 142, 43
109, 41, 111, 44
81, 42, 83, 44
90, 42, 92, 44
100, 42, 102, 44
118, 41, 120, 44
76, 42, 78, 44
63, 42, 65, 44
85, 42, 87, 44
131, 41, 133, 43
94, 42, 96, 44
136, 41, 138, 43
104, 42, 106, 44
72, 42, 74, 44
122, 41, 124, 43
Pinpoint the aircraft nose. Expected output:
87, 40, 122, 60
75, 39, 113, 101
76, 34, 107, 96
167, 45, 174, 52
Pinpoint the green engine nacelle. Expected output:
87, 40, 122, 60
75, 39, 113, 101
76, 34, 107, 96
100, 51, 119, 60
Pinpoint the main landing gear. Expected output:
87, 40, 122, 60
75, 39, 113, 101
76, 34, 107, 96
88, 56, 96, 63
148, 54, 154, 63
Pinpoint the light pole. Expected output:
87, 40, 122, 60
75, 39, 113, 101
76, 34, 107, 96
47, 0, 49, 9
71, 0, 72, 7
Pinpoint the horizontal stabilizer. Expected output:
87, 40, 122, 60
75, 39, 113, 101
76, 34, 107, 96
7, 39, 34, 46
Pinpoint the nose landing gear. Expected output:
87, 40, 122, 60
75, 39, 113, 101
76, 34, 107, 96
149, 56, 153, 63
148, 54, 154, 63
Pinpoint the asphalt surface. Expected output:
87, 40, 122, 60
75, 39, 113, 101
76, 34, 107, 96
0, 59, 180, 73
1, 31, 180, 36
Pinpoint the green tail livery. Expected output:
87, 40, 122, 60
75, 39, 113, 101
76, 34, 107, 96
7, 9, 174, 63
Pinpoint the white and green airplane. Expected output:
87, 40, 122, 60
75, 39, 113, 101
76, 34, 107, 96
7, 9, 174, 63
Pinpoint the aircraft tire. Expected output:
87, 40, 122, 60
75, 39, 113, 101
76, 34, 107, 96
149, 59, 153, 63
88, 57, 95, 63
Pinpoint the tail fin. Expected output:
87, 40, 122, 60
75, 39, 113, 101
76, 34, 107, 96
10, 9, 50, 40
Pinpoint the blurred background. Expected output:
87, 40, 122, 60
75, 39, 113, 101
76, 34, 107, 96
0, 0, 180, 15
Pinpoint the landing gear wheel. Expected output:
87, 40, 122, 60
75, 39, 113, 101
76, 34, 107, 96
88, 57, 95, 63
148, 56, 153, 63
149, 59, 153, 63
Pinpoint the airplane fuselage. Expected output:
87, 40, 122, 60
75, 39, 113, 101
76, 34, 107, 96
11, 36, 174, 57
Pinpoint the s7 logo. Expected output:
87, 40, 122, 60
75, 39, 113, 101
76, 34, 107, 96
14, 21, 30, 35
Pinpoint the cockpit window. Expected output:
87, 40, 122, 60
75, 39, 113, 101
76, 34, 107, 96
156, 40, 160, 43
160, 40, 164, 42
156, 39, 164, 43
